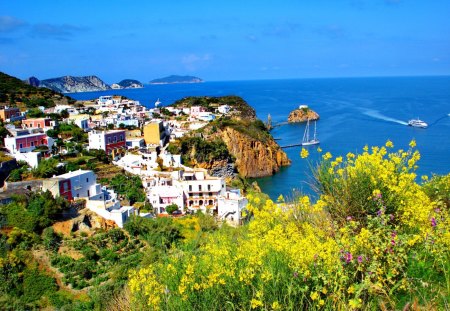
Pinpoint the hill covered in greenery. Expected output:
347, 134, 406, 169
0, 71, 74, 109
150, 75, 203, 84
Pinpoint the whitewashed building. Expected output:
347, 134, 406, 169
217, 189, 248, 226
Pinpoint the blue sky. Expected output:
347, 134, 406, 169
0, 0, 449, 83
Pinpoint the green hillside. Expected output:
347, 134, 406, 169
0, 72, 74, 109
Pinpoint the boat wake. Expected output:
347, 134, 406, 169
362, 109, 408, 125
428, 114, 450, 127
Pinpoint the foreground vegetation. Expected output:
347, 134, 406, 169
1, 141, 449, 310
128, 141, 449, 310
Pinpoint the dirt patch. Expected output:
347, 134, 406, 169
58, 246, 84, 260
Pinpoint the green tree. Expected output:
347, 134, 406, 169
165, 203, 179, 215
60, 109, 69, 119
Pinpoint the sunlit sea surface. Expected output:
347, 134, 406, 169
68, 76, 450, 200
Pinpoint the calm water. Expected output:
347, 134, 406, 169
69, 76, 450, 199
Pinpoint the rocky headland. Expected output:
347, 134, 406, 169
288, 105, 320, 123
26, 75, 111, 93
169, 96, 290, 178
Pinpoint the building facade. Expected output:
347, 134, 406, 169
22, 118, 56, 129
88, 130, 126, 154
0, 107, 21, 121
143, 121, 166, 146
42, 170, 103, 201
4, 132, 54, 154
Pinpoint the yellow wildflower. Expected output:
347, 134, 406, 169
317, 146, 322, 153
409, 139, 416, 148
251, 298, 263, 309
385, 140, 394, 148
271, 301, 281, 310
310, 291, 319, 301
347, 285, 355, 294
300, 147, 309, 158
323, 152, 332, 160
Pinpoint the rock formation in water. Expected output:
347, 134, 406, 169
288, 106, 320, 123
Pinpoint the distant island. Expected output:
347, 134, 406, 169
25, 75, 111, 93
149, 75, 204, 84
111, 79, 144, 89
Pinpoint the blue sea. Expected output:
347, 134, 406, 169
68, 76, 450, 200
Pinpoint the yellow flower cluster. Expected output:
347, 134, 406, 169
128, 142, 450, 310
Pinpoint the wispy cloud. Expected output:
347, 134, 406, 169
0, 16, 26, 33
30, 23, 87, 40
181, 53, 212, 71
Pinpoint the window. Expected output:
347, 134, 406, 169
108, 138, 111, 143
199, 185, 202, 191
87, 190, 90, 197
189, 185, 192, 191
30, 141, 34, 147
113, 136, 117, 143
207, 184, 211, 191
86, 178, 89, 182
19, 143, 23, 149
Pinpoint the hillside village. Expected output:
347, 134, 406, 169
1, 93, 248, 229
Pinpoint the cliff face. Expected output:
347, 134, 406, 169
38, 75, 111, 93
220, 127, 290, 178
288, 108, 320, 123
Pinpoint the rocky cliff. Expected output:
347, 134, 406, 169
220, 127, 290, 178
32, 75, 111, 93
169, 96, 290, 178
288, 107, 320, 123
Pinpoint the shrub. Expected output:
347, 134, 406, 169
128, 142, 450, 310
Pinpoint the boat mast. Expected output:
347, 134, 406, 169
313, 121, 317, 141
303, 119, 310, 143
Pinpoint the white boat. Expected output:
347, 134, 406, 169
155, 98, 162, 108
301, 119, 320, 146
408, 118, 427, 128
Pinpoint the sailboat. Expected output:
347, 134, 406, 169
155, 98, 162, 108
301, 119, 320, 146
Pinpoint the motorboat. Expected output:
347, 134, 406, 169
408, 118, 427, 128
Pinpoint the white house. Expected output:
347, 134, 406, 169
74, 118, 89, 131
42, 170, 104, 201
218, 105, 231, 114
179, 170, 226, 213
148, 185, 184, 214
217, 189, 248, 226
